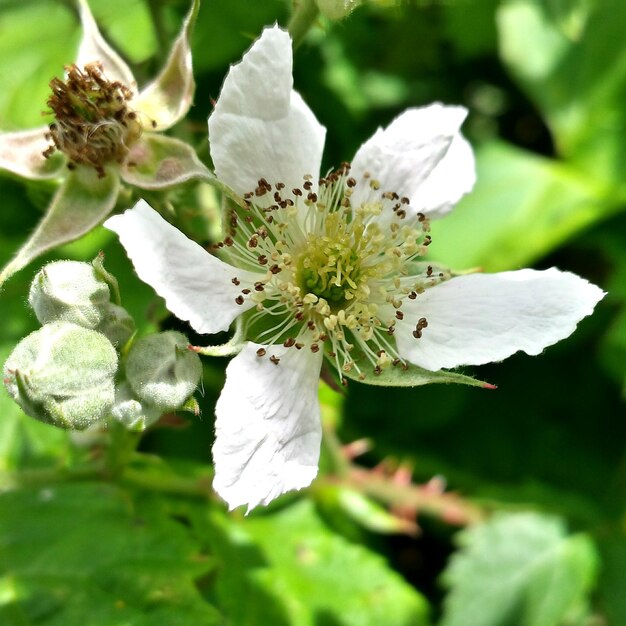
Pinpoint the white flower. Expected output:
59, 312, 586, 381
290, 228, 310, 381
105, 26, 604, 512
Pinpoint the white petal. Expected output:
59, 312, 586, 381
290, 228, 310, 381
104, 200, 261, 335
410, 134, 476, 219
76, 0, 137, 91
213, 342, 323, 512
395, 268, 605, 371
208, 26, 326, 197
349, 104, 472, 219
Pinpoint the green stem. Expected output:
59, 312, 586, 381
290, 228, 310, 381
321, 422, 351, 478
287, 0, 320, 49
121, 466, 214, 499
147, 0, 169, 67
0, 464, 103, 490
104, 421, 141, 479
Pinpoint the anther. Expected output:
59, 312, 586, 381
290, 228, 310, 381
270, 355, 281, 365
256, 348, 266, 357
311, 344, 320, 353
231, 277, 240, 286
235, 296, 245, 305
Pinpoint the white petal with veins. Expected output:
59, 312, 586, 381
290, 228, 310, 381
395, 268, 605, 371
104, 200, 261, 335
213, 342, 323, 512
349, 104, 471, 220
208, 26, 325, 198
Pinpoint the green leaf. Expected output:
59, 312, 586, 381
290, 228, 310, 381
429, 141, 613, 271
0, 2, 76, 129
0, 166, 120, 289
597, 529, 626, 625
0, 483, 222, 626
440, 512, 599, 626
193, 500, 431, 626
497, 0, 626, 182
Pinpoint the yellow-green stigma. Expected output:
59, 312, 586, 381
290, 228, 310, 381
220, 164, 449, 381
43, 63, 142, 178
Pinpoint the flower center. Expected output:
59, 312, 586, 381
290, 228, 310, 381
296, 216, 364, 306
220, 164, 448, 381
43, 63, 142, 178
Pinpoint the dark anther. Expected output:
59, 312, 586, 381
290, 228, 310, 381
310, 344, 320, 353
235, 295, 245, 305
270, 355, 280, 365
283, 338, 296, 348
256, 348, 266, 357
395, 311, 404, 320
258, 255, 268, 265
231, 277, 240, 286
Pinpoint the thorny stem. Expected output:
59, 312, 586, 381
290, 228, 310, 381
1, 430, 486, 528
344, 469, 486, 526
287, 0, 320, 49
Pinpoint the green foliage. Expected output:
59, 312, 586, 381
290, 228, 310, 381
0, 483, 221, 626
193, 500, 431, 626
440, 513, 598, 626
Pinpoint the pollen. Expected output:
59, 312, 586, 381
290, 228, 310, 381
218, 164, 450, 380
43, 63, 142, 178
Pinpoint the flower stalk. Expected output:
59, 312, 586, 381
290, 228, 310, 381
288, 0, 320, 48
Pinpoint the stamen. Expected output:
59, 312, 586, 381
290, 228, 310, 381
218, 164, 442, 375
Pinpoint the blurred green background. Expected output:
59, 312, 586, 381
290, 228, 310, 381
0, 0, 625, 624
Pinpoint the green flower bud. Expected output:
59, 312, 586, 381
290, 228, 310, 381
96, 303, 135, 348
316, 0, 361, 20
110, 383, 162, 431
125, 331, 201, 412
3, 322, 118, 429
28, 261, 110, 329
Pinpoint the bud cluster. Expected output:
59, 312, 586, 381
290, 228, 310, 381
3, 259, 202, 431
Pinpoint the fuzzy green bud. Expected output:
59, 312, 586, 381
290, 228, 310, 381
3, 322, 118, 429
110, 382, 162, 431
28, 261, 111, 328
96, 303, 135, 348
125, 331, 201, 412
